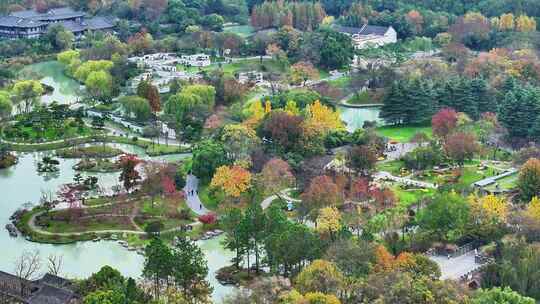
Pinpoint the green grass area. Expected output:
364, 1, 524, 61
377, 160, 405, 175
177, 58, 285, 76
393, 186, 435, 208
198, 184, 224, 211
74, 159, 122, 173
40, 215, 136, 233
375, 125, 433, 143
223, 25, 255, 37
327, 76, 351, 88
56, 145, 124, 158
457, 166, 501, 188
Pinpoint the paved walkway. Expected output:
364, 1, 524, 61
429, 251, 481, 280
374, 171, 438, 189
184, 174, 209, 215
260, 188, 301, 210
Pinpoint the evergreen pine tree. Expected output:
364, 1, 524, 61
380, 81, 406, 125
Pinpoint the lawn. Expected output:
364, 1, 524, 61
483, 173, 518, 192
177, 58, 285, 76
377, 160, 404, 175
393, 186, 435, 208
223, 25, 255, 37
198, 184, 224, 211
375, 125, 433, 143
41, 215, 136, 233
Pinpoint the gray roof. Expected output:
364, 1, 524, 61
27, 284, 76, 304
333, 24, 391, 36
60, 20, 86, 32
0, 15, 45, 28
85, 16, 115, 30
10, 7, 84, 21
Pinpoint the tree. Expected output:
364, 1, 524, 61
527, 197, 540, 220
518, 158, 540, 202
120, 95, 152, 121
349, 145, 378, 175
417, 192, 470, 243
295, 259, 344, 296
290, 61, 319, 86
191, 140, 229, 183
432, 108, 458, 138
444, 132, 479, 165
258, 158, 295, 197
128, 30, 154, 55
316, 207, 341, 239
118, 154, 141, 192
221, 124, 260, 161
300, 175, 342, 222
473, 287, 535, 304
85, 70, 113, 102
171, 236, 211, 303
0, 91, 13, 121
12, 80, 44, 114
83, 290, 126, 304
211, 165, 252, 198
304, 100, 344, 135
14, 250, 41, 296
324, 239, 375, 278
143, 238, 173, 300
260, 111, 304, 153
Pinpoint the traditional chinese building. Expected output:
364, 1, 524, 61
333, 24, 397, 49
0, 7, 114, 39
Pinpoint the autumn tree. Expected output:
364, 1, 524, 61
444, 132, 479, 165
221, 124, 260, 161
518, 158, 540, 202
260, 111, 304, 153
432, 108, 458, 138
527, 197, 540, 220
349, 145, 378, 176
304, 100, 344, 135
258, 157, 295, 197
516, 15, 537, 32
316, 207, 341, 240
119, 154, 141, 192
295, 259, 344, 296
290, 61, 319, 86
300, 175, 343, 222
211, 165, 252, 199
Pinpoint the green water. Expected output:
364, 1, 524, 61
21, 61, 81, 105
0, 147, 233, 302
338, 106, 382, 131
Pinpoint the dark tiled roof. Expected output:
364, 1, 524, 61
333, 24, 391, 36
10, 7, 84, 21
60, 20, 86, 32
85, 16, 115, 30
38, 273, 72, 289
27, 284, 76, 304
361, 25, 391, 36
0, 15, 45, 28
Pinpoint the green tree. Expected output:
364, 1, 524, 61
120, 95, 152, 121
83, 290, 126, 304
12, 80, 44, 114
143, 238, 173, 300
191, 140, 229, 183
85, 70, 113, 102
171, 236, 211, 303
0, 91, 13, 120
473, 287, 535, 304
417, 192, 470, 243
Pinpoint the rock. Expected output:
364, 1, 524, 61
5, 224, 18, 237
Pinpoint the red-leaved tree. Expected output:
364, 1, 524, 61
432, 108, 458, 138
300, 175, 343, 221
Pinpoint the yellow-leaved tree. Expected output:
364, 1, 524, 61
516, 15, 537, 32
469, 194, 508, 222
244, 100, 265, 127
498, 13, 515, 31
317, 207, 341, 238
304, 100, 344, 134
284, 100, 300, 115
210, 165, 251, 198
527, 196, 540, 220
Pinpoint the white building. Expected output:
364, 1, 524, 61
238, 71, 264, 85
180, 54, 211, 67
334, 24, 397, 49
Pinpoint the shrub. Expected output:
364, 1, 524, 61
198, 213, 217, 225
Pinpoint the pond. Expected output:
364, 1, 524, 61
20, 61, 81, 105
0, 149, 234, 302
338, 105, 382, 132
